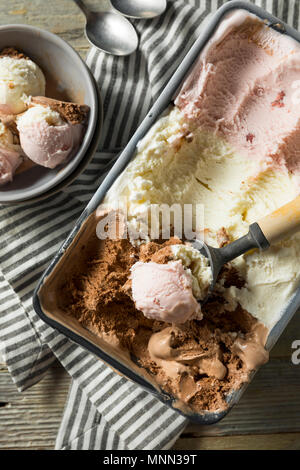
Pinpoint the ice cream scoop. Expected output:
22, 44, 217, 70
191, 195, 300, 300
17, 104, 72, 168
130, 260, 202, 323
17, 98, 89, 169
32, 96, 89, 149
0, 48, 45, 114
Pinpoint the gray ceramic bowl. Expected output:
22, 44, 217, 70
0, 24, 99, 203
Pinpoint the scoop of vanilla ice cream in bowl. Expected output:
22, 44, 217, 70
0, 53, 45, 115
0, 24, 100, 204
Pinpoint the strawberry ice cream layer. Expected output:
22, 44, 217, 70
175, 10, 300, 177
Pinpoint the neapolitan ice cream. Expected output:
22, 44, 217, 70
0, 48, 90, 184
54, 230, 269, 412
51, 10, 300, 414
104, 10, 300, 329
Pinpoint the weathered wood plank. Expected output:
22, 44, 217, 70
173, 433, 300, 450
0, 0, 300, 450
185, 359, 300, 436
0, 0, 110, 59
0, 360, 69, 449
1, 356, 300, 449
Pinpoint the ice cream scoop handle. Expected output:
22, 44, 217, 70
218, 223, 269, 264
258, 195, 300, 245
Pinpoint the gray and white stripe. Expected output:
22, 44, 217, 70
1, 0, 299, 450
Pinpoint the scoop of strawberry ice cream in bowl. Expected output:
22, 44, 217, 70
17, 104, 72, 169
16, 99, 88, 169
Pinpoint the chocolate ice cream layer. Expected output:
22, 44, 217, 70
56, 230, 268, 414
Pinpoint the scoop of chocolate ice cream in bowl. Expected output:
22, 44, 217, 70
0, 24, 100, 204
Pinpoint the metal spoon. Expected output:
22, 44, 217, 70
73, 0, 138, 56
110, 0, 167, 19
189, 195, 300, 300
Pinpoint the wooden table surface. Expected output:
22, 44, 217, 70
1, 0, 300, 450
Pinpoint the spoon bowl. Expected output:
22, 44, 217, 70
73, 0, 138, 56
110, 0, 167, 19
85, 11, 138, 56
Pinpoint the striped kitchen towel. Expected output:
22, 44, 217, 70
0, 0, 299, 450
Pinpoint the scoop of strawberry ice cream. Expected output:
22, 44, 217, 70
0, 147, 23, 184
16, 104, 74, 169
0, 121, 23, 184
130, 260, 202, 324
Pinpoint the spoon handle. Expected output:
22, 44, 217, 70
257, 194, 300, 245
73, 0, 90, 16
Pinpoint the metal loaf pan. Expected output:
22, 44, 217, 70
33, 1, 300, 424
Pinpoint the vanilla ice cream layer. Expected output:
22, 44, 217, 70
105, 107, 298, 240
0, 56, 45, 114
227, 234, 300, 327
